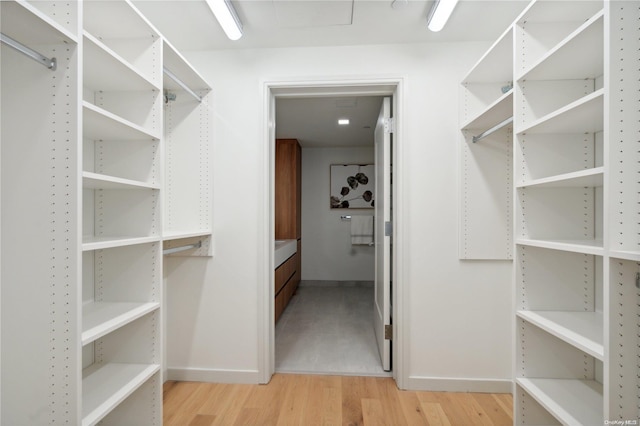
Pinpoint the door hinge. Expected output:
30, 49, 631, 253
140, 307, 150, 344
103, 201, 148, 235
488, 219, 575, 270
385, 324, 393, 340
384, 221, 392, 237
383, 117, 395, 134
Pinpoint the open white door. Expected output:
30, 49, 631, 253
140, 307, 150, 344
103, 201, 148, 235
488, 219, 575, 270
374, 97, 392, 371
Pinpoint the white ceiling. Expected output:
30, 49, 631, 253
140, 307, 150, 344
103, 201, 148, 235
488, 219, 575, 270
276, 96, 384, 147
133, 0, 529, 52
133, 0, 529, 149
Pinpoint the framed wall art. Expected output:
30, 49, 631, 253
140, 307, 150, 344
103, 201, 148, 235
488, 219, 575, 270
330, 164, 375, 209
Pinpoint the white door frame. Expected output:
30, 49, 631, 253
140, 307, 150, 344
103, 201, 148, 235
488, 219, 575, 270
258, 77, 407, 388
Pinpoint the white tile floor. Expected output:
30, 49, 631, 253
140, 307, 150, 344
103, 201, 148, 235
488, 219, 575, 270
275, 284, 390, 376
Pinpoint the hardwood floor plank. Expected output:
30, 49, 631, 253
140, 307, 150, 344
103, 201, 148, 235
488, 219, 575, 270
276, 374, 311, 425
361, 398, 386, 426
455, 393, 493, 425
417, 392, 474, 426
211, 384, 253, 426
376, 377, 408, 425
492, 393, 514, 422
471, 393, 512, 425
420, 402, 452, 426
188, 414, 217, 426
162, 374, 514, 426
301, 375, 341, 425
396, 390, 429, 425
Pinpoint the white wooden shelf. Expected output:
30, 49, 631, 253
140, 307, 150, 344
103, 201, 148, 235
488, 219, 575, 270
84, 0, 157, 42
516, 239, 604, 256
82, 235, 161, 252
82, 362, 160, 426
461, 90, 513, 131
83, 101, 160, 142
0, 0, 77, 45
516, 167, 603, 189
462, 26, 513, 84
517, 310, 603, 360
516, 378, 603, 426
163, 230, 212, 241
83, 172, 159, 190
163, 40, 210, 93
609, 250, 640, 263
517, 11, 604, 81
83, 31, 159, 93
517, 89, 603, 135
82, 302, 159, 345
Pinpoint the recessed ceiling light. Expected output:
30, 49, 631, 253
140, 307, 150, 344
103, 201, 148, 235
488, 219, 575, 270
338, 119, 350, 125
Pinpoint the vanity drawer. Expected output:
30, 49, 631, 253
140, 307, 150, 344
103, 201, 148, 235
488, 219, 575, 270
275, 253, 296, 295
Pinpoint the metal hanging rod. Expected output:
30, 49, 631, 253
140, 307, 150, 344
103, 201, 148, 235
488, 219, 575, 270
472, 116, 513, 143
1, 32, 56, 71
163, 240, 202, 255
163, 67, 202, 103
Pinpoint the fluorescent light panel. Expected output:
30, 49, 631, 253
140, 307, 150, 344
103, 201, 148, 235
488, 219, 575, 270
338, 119, 350, 125
427, 0, 459, 32
206, 0, 243, 41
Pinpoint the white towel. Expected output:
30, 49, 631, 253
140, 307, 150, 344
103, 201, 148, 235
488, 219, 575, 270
351, 215, 374, 245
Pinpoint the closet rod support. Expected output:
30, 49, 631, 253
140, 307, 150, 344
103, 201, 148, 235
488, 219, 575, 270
472, 116, 513, 143
0, 33, 56, 71
163, 241, 202, 255
341, 215, 352, 220
163, 67, 202, 102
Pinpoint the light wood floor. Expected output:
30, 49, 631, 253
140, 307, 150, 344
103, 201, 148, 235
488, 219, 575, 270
163, 374, 513, 425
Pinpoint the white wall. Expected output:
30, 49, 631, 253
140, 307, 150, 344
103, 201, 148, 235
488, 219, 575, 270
301, 146, 375, 282
166, 41, 513, 390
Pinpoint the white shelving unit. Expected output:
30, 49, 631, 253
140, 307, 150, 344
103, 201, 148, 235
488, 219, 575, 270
162, 40, 213, 258
81, 1, 163, 424
511, 1, 639, 423
460, 0, 639, 423
2, 0, 213, 424
458, 25, 514, 260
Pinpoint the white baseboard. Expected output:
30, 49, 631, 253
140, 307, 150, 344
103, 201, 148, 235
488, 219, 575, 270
406, 376, 513, 393
167, 367, 261, 384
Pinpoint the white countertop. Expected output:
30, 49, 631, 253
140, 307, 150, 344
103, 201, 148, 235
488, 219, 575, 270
274, 239, 296, 268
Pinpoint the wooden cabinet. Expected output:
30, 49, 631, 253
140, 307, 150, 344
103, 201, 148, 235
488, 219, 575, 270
275, 139, 301, 240
274, 253, 298, 323
275, 139, 302, 321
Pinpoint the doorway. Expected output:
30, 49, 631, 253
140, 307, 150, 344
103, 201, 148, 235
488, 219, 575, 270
274, 95, 385, 376
260, 79, 403, 384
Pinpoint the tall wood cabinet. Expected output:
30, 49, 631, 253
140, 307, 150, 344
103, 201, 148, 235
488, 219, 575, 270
461, 1, 639, 423
1, 1, 212, 424
275, 139, 302, 321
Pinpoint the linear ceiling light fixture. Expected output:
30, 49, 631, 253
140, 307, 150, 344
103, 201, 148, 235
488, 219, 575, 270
426, 0, 459, 32
206, 0, 243, 41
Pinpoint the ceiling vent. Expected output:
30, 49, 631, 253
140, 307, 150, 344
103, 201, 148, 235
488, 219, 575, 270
272, 0, 354, 28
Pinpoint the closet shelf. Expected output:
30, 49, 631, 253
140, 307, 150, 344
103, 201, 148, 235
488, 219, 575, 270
82, 362, 160, 426
516, 378, 603, 426
84, 0, 157, 42
462, 26, 513, 84
516, 239, 604, 256
83, 31, 159, 92
517, 89, 603, 135
82, 235, 161, 252
82, 302, 160, 346
83, 172, 159, 190
163, 40, 210, 93
461, 90, 513, 131
517, 11, 604, 81
517, 310, 603, 360
516, 167, 603, 189
163, 230, 212, 241
0, 1, 77, 46
83, 101, 160, 142
609, 250, 640, 263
